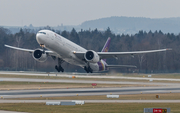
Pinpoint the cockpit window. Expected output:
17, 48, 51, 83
38, 32, 46, 35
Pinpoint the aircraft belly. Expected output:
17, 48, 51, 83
63, 58, 85, 66
45, 40, 86, 67
46, 41, 67, 57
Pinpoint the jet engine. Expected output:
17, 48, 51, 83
84, 50, 100, 63
32, 49, 47, 62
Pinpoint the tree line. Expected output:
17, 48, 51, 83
0, 27, 179, 73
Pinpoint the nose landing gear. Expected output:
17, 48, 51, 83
40, 44, 45, 48
40, 44, 45, 53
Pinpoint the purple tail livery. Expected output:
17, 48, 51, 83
98, 37, 111, 71
101, 37, 111, 52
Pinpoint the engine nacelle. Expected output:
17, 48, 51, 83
84, 50, 100, 63
32, 49, 47, 62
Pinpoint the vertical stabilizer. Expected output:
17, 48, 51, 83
101, 37, 111, 52
101, 37, 111, 62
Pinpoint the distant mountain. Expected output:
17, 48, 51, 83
80, 16, 180, 34
3, 16, 180, 34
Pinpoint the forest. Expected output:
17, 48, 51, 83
0, 26, 179, 73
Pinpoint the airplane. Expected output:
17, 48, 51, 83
5, 30, 171, 73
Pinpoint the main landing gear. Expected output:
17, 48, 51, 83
55, 58, 64, 72
84, 66, 93, 73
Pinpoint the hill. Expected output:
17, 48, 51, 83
80, 16, 180, 34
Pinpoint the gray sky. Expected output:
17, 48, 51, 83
0, 0, 180, 26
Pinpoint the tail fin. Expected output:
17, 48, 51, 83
101, 37, 111, 52
101, 37, 111, 62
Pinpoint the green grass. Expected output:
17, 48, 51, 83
0, 81, 148, 90
0, 103, 179, 113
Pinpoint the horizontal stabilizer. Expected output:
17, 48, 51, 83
106, 65, 137, 68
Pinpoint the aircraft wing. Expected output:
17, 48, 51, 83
97, 48, 171, 59
4, 44, 58, 57
74, 48, 171, 59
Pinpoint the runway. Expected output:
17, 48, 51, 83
1, 100, 180, 103
0, 77, 180, 86
1, 71, 180, 81
0, 87, 179, 99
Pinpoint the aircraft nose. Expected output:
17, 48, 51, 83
36, 33, 43, 44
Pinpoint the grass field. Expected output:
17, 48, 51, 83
0, 103, 179, 113
9, 93, 180, 100
0, 81, 150, 90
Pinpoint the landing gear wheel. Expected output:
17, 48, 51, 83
55, 65, 60, 72
61, 68, 64, 72
84, 66, 89, 73
59, 66, 64, 72
84, 66, 93, 73
88, 67, 93, 73
55, 58, 65, 72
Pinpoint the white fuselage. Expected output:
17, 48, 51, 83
36, 30, 102, 72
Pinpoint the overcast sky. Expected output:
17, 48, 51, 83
1, 0, 180, 26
